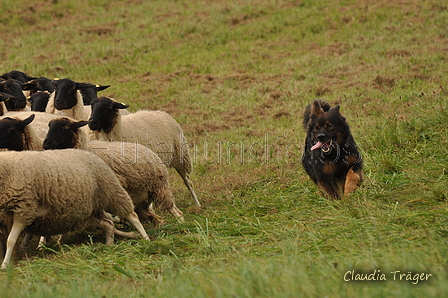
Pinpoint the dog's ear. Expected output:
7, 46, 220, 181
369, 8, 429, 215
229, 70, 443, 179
329, 105, 346, 122
329, 105, 341, 114
311, 100, 324, 115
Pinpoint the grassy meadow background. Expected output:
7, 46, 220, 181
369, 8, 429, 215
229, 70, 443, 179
1, 0, 447, 296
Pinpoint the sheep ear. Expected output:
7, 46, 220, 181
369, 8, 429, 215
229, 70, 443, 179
22, 114, 36, 126
22, 82, 37, 90
113, 102, 129, 109
95, 84, 110, 92
0, 92, 18, 102
72, 120, 90, 129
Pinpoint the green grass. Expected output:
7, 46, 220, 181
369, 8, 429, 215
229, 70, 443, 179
1, 0, 448, 297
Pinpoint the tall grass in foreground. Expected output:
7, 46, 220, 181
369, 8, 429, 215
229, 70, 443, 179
0, 0, 447, 297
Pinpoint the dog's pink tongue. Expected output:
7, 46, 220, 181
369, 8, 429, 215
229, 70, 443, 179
311, 142, 323, 151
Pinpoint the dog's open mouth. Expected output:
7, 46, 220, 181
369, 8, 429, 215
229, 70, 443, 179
311, 139, 333, 153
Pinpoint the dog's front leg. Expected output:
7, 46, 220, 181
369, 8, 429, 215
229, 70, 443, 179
344, 166, 363, 195
318, 179, 342, 200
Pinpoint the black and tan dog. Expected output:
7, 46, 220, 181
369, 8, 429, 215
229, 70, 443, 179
302, 99, 363, 199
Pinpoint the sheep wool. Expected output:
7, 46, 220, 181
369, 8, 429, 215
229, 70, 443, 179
43, 117, 183, 224
0, 149, 149, 268
19, 118, 43, 151
88, 106, 200, 207
88, 140, 184, 221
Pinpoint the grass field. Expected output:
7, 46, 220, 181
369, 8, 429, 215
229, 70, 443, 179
1, 0, 447, 297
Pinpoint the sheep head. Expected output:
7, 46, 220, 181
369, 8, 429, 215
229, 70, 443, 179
43, 117, 89, 150
0, 114, 35, 151
89, 96, 129, 133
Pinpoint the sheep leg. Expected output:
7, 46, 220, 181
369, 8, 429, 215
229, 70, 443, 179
36, 236, 48, 250
123, 212, 149, 241
147, 203, 164, 226
175, 167, 201, 207
95, 218, 115, 245
136, 204, 165, 227
1, 219, 27, 269
168, 205, 185, 223
0, 227, 6, 260
19, 233, 33, 249
114, 229, 139, 239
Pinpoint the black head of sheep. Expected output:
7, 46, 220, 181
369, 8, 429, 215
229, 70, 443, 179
80, 84, 111, 105
0, 70, 36, 83
0, 114, 35, 151
22, 77, 55, 95
0, 91, 27, 111
53, 78, 97, 110
89, 96, 129, 133
0, 79, 27, 102
43, 118, 89, 150
28, 91, 51, 112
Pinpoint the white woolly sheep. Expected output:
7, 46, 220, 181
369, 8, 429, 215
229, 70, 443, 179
0, 114, 146, 249
43, 117, 184, 225
0, 149, 149, 268
88, 96, 200, 207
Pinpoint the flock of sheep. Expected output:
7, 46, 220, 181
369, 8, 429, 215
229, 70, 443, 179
0, 70, 200, 268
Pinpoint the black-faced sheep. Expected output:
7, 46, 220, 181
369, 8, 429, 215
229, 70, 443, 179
43, 117, 184, 225
88, 96, 200, 207
80, 84, 111, 105
0, 70, 36, 83
1, 111, 71, 141
45, 78, 98, 120
0, 149, 149, 268
28, 91, 51, 112
22, 77, 55, 95
0, 80, 28, 115
0, 79, 27, 102
0, 92, 28, 116
45, 78, 116, 120
0, 114, 41, 151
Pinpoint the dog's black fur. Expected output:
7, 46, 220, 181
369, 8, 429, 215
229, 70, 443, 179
302, 99, 363, 199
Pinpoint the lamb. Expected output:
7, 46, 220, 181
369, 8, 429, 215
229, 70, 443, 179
88, 96, 200, 207
43, 117, 184, 225
0, 149, 150, 268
